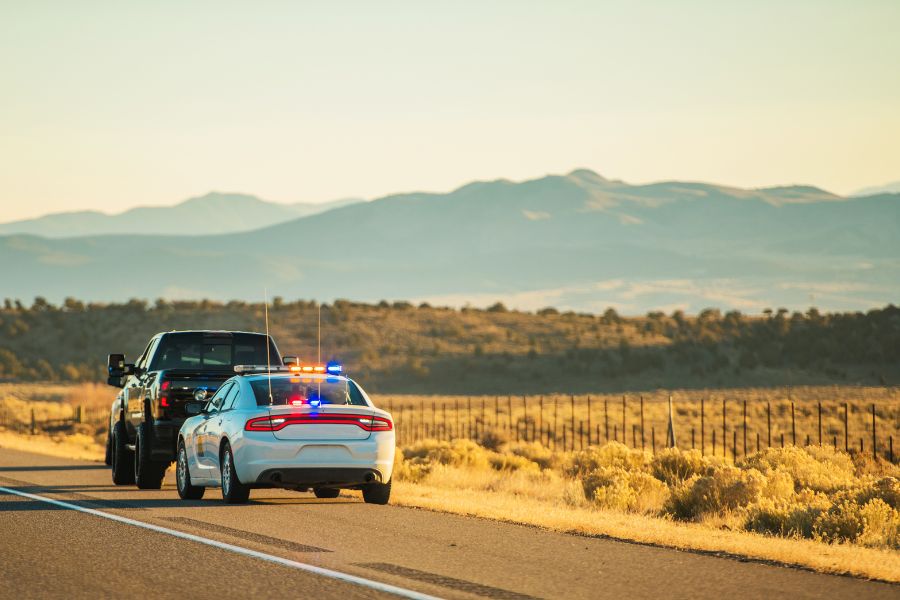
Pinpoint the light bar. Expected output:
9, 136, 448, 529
287, 362, 343, 375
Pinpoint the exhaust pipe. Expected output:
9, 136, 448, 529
364, 472, 376, 483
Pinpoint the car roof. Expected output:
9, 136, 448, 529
161, 330, 270, 336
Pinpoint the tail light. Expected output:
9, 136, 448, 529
245, 414, 393, 432
160, 380, 170, 407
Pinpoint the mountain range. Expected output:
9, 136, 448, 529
0, 169, 897, 313
0, 193, 359, 237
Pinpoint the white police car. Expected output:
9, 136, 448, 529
175, 362, 395, 504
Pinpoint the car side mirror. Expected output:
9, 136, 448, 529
185, 402, 203, 416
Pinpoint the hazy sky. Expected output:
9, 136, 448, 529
1, 1, 898, 222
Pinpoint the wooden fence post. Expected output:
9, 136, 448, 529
604, 399, 609, 442
31, 408, 35, 435
640, 395, 645, 450
872, 404, 877, 461
587, 396, 592, 445
733, 430, 737, 463
701, 396, 705, 455
817, 402, 822, 445
767, 401, 771, 448
791, 401, 796, 446
742, 399, 747, 455
622, 395, 627, 447
722, 398, 726, 458
570, 395, 576, 451
844, 402, 849, 452
651, 427, 656, 455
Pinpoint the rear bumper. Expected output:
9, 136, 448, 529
256, 467, 384, 487
233, 430, 395, 488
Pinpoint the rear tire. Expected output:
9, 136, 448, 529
111, 421, 135, 485
134, 422, 167, 490
220, 443, 250, 504
313, 487, 341, 499
362, 479, 391, 505
176, 442, 205, 500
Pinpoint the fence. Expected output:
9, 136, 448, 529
376, 392, 900, 463
0, 404, 108, 435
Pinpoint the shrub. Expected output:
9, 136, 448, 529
745, 494, 829, 538
402, 439, 491, 469
813, 500, 867, 544
477, 428, 509, 452
488, 453, 540, 472
668, 466, 766, 519
568, 442, 650, 477
651, 448, 711, 485
742, 446, 855, 493
509, 442, 558, 470
583, 466, 669, 514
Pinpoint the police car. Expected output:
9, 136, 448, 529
175, 361, 395, 504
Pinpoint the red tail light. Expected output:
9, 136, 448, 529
160, 380, 170, 407
245, 414, 393, 432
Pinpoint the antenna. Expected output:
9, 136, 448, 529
264, 288, 273, 406
317, 303, 321, 364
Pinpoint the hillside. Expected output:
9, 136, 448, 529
0, 299, 897, 394
0, 170, 897, 312
0, 193, 359, 237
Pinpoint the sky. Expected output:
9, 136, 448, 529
0, 1, 898, 222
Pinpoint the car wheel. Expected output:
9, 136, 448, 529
134, 422, 166, 490
313, 487, 341, 499
104, 427, 113, 466
220, 443, 250, 504
111, 421, 135, 485
176, 442, 205, 500
362, 479, 391, 505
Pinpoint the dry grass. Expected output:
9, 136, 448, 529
0, 430, 104, 462
391, 436, 900, 581
391, 480, 900, 581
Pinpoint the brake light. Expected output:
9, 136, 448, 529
244, 414, 393, 432
160, 380, 170, 407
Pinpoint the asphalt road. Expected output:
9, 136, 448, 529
0, 447, 895, 600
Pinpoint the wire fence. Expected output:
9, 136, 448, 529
376, 392, 900, 463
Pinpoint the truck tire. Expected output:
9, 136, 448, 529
134, 422, 167, 489
362, 479, 391, 505
313, 487, 340, 499
220, 443, 250, 504
111, 421, 135, 485
104, 427, 113, 466
176, 442, 205, 500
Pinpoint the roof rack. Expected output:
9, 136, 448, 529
233, 365, 291, 375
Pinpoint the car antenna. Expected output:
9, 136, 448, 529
264, 288, 273, 406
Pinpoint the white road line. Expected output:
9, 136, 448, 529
0, 486, 442, 600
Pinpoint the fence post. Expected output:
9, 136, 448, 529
733, 430, 737, 463
587, 396, 592, 445
691, 427, 695, 450
767, 401, 771, 448
640, 395, 645, 450
791, 401, 796, 446
722, 398, 726, 458
481, 398, 486, 433
632, 424, 637, 449
712, 429, 716, 455
701, 396, 705, 455
872, 404, 877, 462
890, 436, 894, 464
781, 433, 784, 448
742, 399, 747, 455
651, 426, 656, 455
31, 408, 36, 435
553, 397, 558, 449
508, 396, 513, 433
467, 397, 472, 439
666, 395, 676, 448
604, 399, 609, 442
495, 396, 500, 429
844, 402, 849, 452
756, 432, 760, 453
622, 395, 627, 447
613, 424, 617, 443
570, 396, 576, 450
817, 402, 822, 445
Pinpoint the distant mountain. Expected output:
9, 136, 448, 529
1, 170, 897, 313
0, 193, 360, 237
852, 181, 900, 197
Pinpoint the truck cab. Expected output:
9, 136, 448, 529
106, 330, 284, 489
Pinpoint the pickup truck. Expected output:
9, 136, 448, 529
105, 330, 284, 489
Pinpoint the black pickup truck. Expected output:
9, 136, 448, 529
105, 330, 284, 488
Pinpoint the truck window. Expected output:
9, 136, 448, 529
150, 333, 279, 371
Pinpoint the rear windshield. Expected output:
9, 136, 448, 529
250, 377, 368, 407
150, 333, 279, 370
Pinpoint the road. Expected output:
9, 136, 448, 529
0, 447, 895, 600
